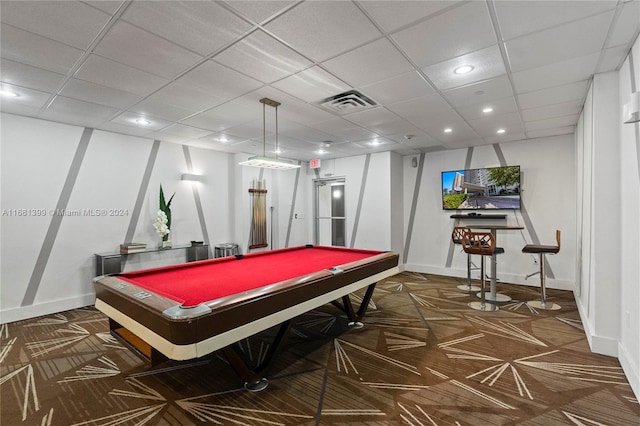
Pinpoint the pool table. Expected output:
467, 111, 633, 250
93, 245, 399, 389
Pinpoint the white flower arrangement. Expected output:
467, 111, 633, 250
153, 210, 170, 239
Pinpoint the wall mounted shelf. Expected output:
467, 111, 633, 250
450, 214, 507, 219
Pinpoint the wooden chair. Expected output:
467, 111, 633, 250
461, 231, 499, 312
522, 230, 561, 310
451, 226, 480, 292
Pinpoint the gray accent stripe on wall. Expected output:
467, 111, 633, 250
121, 140, 160, 271
445, 147, 474, 268
124, 140, 160, 244
183, 145, 210, 247
403, 152, 425, 262
349, 154, 370, 248
285, 161, 302, 248
21, 128, 94, 306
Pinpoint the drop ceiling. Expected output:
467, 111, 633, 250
1, 0, 638, 161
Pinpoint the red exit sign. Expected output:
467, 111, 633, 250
310, 159, 321, 169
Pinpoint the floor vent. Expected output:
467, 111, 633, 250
319, 90, 377, 114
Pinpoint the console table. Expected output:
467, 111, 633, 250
95, 244, 209, 276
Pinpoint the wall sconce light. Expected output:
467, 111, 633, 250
181, 173, 204, 182
623, 91, 640, 124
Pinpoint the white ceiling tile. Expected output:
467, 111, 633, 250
342, 107, 417, 137
0, 25, 84, 75
74, 55, 169, 95
60, 78, 142, 109
358, 0, 460, 33
0, 1, 111, 50
483, 132, 527, 145
181, 98, 256, 132
81, 1, 123, 14
418, 111, 479, 141
322, 38, 414, 88
597, 45, 631, 72
272, 66, 350, 103
524, 114, 579, 132
145, 83, 226, 112
41, 95, 119, 127
521, 99, 584, 122
392, 2, 496, 68
281, 126, 335, 144
517, 80, 590, 109
526, 125, 575, 139
93, 21, 202, 79
455, 97, 518, 121
360, 71, 434, 105
506, 11, 615, 72
422, 45, 506, 91
264, 1, 381, 62
386, 93, 452, 125
386, 131, 441, 148
0, 101, 44, 117
122, 0, 253, 56
606, 0, 640, 48
175, 60, 263, 99
467, 112, 524, 137
494, 0, 616, 41
129, 99, 197, 122
222, 1, 297, 24
0, 59, 65, 92
0, 83, 50, 108
96, 122, 155, 138
307, 118, 378, 142
110, 111, 172, 131
511, 53, 599, 93
153, 123, 212, 140
441, 75, 513, 108
214, 30, 312, 84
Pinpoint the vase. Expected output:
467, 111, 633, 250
161, 239, 172, 249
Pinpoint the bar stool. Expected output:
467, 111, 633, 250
522, 230, 561, 311
452, 226, 480, 292
462, 231, 499, 312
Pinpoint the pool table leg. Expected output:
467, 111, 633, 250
223, 319, 294, 392
331, 282, 377, 327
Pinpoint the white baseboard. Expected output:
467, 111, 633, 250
574, 293, 619, 357
402, 263, 574, 291
0, 293, 96, 324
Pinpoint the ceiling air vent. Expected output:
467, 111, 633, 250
319, 90, 377, 114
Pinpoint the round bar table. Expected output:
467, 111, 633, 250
467, 225, 524, 303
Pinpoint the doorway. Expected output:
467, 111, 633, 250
314, 178, 346, 246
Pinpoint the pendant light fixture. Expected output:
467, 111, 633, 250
239, 98, 301, 170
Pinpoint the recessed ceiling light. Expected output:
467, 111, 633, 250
274, 148, 282, 154
370, 139, 381, 146
316, 149, 326, 155
218, 135, 229, 143
135, 118, 151, 126
496, 128, 506, 134
444, 127, 453, 133
454, 65, 474, 75
0, 89, 19, 97
483, 107, 493, 113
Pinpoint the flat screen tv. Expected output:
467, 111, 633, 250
441, 165, 521, 210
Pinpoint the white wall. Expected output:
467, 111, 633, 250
404, 137, 576, 291
574, 35, 640, 398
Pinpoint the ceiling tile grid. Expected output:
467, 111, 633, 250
0, 0, 637, 161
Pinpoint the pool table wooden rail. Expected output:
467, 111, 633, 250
93, 251, 399, 362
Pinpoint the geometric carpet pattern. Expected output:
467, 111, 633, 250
1, 272, 638, 425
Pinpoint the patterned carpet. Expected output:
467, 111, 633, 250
1, 272, 638, 425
